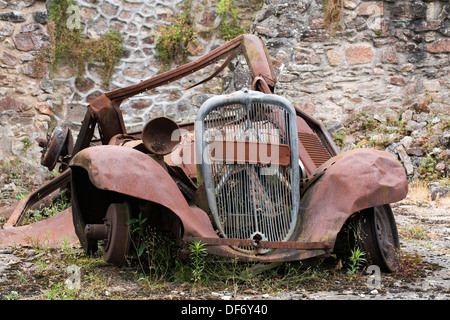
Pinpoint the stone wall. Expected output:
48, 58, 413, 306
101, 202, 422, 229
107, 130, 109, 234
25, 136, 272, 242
0, 0, 261, 169
0, 0, 448, 182
252, 0, 450, 181
252, 0, 450, 124
0, 0, 50, 169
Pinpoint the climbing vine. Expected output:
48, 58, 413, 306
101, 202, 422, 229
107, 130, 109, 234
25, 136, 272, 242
155, 0, 248, 67
216, 0, 246, 41
155, 0, 196, 68
40, 0, 123, 85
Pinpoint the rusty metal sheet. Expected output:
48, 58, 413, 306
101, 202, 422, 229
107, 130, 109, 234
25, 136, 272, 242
0, 208, 77, 247
104, 34, 275, 102
5, 170, 71, 227
294, 148, 408, 247
69, 145, 218, 240
88, 94, 127, 146
0, 170, 76, 248
298, 132, 332, 168
189, 237, 332, 250
242, 35, 277, 88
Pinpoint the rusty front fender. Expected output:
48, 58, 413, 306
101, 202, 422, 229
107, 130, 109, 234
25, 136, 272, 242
69, 145, 217, 250
293, 148, 408, 247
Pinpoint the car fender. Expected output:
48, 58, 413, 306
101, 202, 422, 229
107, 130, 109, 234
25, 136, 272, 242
69, 145, 217, 248
293, 148, 408, 246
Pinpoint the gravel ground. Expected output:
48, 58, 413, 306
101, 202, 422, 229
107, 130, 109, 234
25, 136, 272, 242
287, 197, 450, 300
0, 196, 449, 301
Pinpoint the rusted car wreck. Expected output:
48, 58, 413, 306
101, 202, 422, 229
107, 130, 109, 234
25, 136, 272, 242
0, 34, 408, 272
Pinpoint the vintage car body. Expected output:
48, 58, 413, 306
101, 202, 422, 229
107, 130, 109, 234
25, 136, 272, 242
0, 34, 408, 272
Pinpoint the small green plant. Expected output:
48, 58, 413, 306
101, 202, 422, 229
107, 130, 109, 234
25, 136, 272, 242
217, 0, 246, 40
347, 246, 366, 278
332, 130, 345, 147
6, 291, 19, 300
352, 111, 378, 131
16, 270, 29, 284
337, 214, 368, 278
374, 29, 383, 36
15, 192, 27, 201
126, 212, 148, 258
335, 110, 413, 151
399, 223, 428, 240
419, 156, 438, 181
44, 282, 79, 300
442, 117, 450, 131
127, 213, 181, 284
35, 257, 48, 271
394, 249, 422, 275
155, 0, 196, 67
21, 137, 32, 150
59, 237, 78, 261
189, 240, 208, 285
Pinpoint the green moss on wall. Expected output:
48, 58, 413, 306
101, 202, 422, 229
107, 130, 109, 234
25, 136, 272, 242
42, 0, 123, 85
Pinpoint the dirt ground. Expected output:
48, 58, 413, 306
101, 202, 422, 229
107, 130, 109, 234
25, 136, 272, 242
0, 193, 449, 301
302, 196, 450, 300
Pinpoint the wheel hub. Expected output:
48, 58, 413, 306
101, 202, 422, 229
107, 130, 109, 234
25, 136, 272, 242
84, 202, 131, 267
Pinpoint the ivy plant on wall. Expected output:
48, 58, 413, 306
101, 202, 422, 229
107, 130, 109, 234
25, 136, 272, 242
155, 0, 196, 68
155, 0, 247, 67
39, 0, 123, 86
216, 0, 246, 41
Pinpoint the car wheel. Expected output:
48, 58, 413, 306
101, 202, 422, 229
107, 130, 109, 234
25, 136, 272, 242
358, 205, 400, 273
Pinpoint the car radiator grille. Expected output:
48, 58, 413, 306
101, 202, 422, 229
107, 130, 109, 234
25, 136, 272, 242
196, 90, 300, 253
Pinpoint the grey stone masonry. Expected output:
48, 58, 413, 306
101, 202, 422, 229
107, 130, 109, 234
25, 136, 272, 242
0, 0, 448, 185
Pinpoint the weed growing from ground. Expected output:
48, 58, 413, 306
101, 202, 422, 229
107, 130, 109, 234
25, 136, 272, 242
398, 223, 428, 241
394, 249, 423, 276
347, 246, 366, 278
127, 215, 183, 284
189, 241, 207, 286
419, 156, 439, 181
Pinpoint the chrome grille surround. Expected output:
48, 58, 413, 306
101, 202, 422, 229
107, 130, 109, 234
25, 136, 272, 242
195, 90, 300, 253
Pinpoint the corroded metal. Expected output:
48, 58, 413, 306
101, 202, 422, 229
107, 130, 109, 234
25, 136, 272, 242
0, 170, 76, 248
0, 34, 408, 272
142, 117, 181, 155
41, 126, 73, 171
0, 207, 77, 248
